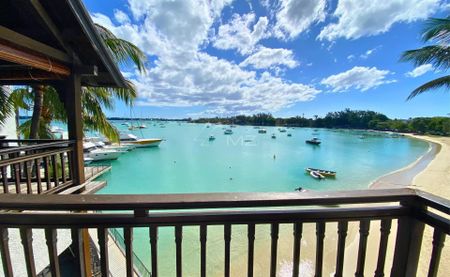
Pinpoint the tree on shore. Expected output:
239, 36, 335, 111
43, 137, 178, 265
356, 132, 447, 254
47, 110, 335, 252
401, 16, 450, 100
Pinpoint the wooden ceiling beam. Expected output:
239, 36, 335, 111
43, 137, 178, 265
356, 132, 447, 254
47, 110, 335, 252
0, 26, 71, 63
0, 40, 71, 76
0, 69, 65, 81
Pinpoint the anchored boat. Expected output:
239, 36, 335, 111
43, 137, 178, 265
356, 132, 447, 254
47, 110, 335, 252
120, 133, 162, 148
306, 137, 321, 145
305, 167, 336, 177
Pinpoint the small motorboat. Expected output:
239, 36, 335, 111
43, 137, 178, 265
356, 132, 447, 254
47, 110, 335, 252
306, 137, 321, 145
209, 135, 216, 141
138, 124, 147, 129
305, 167, 336, 177
310, 170, 325, 179
224, 129, 233, 135
120, 133, 162, 148
287, 133, 292, 137
83, 142, 123, 161
271, 134, 276, 139
258, 129, 267, 134
278, 128, 287, 133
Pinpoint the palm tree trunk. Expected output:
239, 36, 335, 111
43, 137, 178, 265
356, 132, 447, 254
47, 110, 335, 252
29, 85, 44, 139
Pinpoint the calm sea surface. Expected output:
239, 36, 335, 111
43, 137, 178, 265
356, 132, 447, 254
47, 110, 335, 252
94, 120, 428, 276
97, 121, 428, 194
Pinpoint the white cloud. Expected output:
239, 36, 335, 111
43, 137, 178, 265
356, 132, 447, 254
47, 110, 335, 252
274, 0, 327, 40
114, 9, 130, 24
239, 46, 298, 69
92, 1, 319, 116
406, 64, 434, 78
360, 48, 377, 59
213, 13, 269, 55
321, 66, 395, 92
318, 0, 441, 41
347, 54, 355, 61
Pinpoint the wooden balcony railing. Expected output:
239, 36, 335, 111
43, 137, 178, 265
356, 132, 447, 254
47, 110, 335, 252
0, 188, 448, 277
0, 140, 77, 195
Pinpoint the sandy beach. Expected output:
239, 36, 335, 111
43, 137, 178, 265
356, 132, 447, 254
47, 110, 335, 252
350, 134, 450, 277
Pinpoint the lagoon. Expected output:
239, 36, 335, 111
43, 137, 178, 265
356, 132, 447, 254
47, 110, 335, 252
97, 121, 428, 194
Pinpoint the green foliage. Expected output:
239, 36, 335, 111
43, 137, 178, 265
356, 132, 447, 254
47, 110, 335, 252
0, 86, 13, 126
401, 16, 450, 99
192, 109, 450, 136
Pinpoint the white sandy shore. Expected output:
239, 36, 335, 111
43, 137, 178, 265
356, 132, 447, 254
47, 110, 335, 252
354, 134, 450, 277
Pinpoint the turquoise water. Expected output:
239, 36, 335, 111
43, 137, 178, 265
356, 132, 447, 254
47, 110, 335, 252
94, 121, 429, 276
97, 121, 428, 194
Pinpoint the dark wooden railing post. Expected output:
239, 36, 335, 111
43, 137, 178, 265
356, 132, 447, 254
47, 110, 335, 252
270, 223, 279, 277
71, 229, 88, 277
224, 224, 232, 277
45, 228, 61, 277
390, 202, 425, 277
315, 222, 325, 277
247, 223, 255, 277
150, 225, 158, 277
0, 228, 13, 277
61, 73, 85, 187
292, 222, 303, 277
334, 221, 348, 277
428, 228, 446, 277
200, 224, 207, 277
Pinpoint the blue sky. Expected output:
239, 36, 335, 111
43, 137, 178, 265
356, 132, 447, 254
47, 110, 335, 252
84, 0, 450, 119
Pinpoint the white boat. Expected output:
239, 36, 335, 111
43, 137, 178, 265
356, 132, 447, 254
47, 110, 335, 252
138, 124, 147, 129
120, 133, 162, 148
224, 129, 233, 135
278, 128, 287, 133
83, 142, 123, 161
309, 170, 325, 179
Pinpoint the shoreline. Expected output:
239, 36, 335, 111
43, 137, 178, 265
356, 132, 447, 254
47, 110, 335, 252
369, 134, 441, 189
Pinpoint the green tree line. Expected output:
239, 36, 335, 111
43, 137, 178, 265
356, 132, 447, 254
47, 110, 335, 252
192, 109, 450, 136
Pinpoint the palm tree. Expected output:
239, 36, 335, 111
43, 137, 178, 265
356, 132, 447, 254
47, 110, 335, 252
400, 16, 450, 100
12, 24, 146, 141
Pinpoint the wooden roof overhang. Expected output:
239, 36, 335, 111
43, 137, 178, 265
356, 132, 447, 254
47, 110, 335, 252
0, 0, 127, 88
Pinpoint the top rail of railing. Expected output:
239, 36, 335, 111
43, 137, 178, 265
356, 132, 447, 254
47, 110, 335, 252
0, 139, 75, 155
0, 188, 438, 211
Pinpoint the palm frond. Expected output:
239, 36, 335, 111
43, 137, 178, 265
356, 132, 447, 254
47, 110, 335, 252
108, 79, 137, 106
407, 75, 450, 100
95, 24, 147, 73
422, 16, 450, 44
9, 88, 32, 111
18, 119, 54, 139
0, 86, 13, 126
400, 45, 450, 70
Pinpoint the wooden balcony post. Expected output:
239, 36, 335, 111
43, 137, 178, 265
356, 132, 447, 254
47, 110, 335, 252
62, 73, 85, 186
390, 202, 425, 277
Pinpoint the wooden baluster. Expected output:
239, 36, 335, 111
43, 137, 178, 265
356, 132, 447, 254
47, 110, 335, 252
200, 224, 207, 277
374, 219, 392, 277
20, 228, 37, 277
150, 225, 158, 277
67, 151, 74, 181
43, 156, 51, 190
334, 221, 348, 277
35, 158, 42, 194
1, 165, 8, 194
51, 154, 59, 187
60, 153, 67, 183
355, 220, 370, 277
247, 223, 255, 277
428, 228, 445, 277
98, 228, 109, 277
315, 222, 325, 277
224, 224, 231, 277
270, 223, 279, 277
292, 222, 303, 277
71, 229, 88, 277
0, 228, 13, 277
24, 160, 32, 194
14, 163, 21, 193
124, 227, 134, 277
45, 229, 61, 277
175, 225, 183, 277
